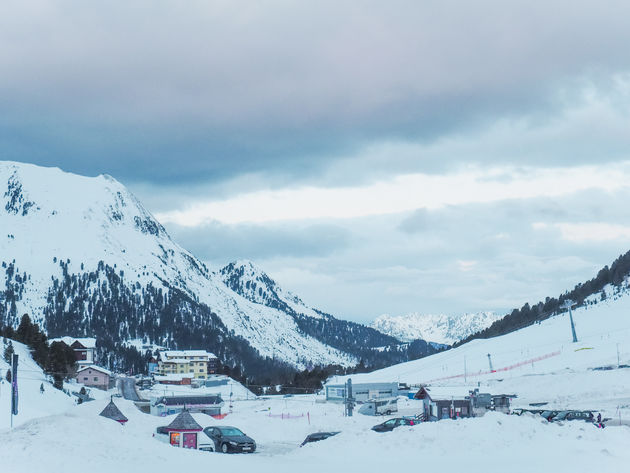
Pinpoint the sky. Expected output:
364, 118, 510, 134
2, 1, 630, 322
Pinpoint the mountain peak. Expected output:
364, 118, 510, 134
371, 311, 503, 345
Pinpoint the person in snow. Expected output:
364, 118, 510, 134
40, 383, 45, 394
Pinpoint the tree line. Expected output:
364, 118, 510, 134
456, 248, 630, 347
1, 314, 77, 389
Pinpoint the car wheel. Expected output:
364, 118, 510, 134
386, 410, 392, 415
221, 443, 229, 454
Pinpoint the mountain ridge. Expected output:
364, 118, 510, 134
371, 311, 503, 345
0, 161, 435, 377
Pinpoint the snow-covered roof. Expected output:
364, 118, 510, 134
160, 358, 194, 364
154, 395, 223, 407
159, 350, 216, 361
49, 336, 96, 349
154, 374, 193, 381
165, 409, 203, 431
76, 365, 112, 377
416, 386, 472, 401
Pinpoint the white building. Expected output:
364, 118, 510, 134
157, 350, 218, 379
49, 336, 96, 367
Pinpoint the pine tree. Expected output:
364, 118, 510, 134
3, 340, 14, 363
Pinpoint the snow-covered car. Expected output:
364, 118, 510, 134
371, 417, 416, 432
540, 410, 560, 422
552, 411, 594, 422
300, 431, 340, 447
202, 426, 256, 453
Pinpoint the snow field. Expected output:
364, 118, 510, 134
1, 393, 629, 473
330, 289, 630, 420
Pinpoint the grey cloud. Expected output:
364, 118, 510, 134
2, 1, 630, 185
165, 221, 351, 263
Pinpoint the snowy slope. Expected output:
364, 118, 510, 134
220, 260, 326, 319
0, 161, 355, 368
331, 284, 630, 410
371, 311, 503, 345
0, 337, 77, 428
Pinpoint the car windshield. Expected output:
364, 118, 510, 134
220, 427, 244, 436
384, 420, 396, 426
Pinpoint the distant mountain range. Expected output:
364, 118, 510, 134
370, 311, 502, 345
0, 161, 435, 377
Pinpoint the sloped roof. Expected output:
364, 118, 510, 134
50, 336, 97, 349
415, 386, 472, 401
166, 409, 202, 431
77, 365, 112, 376
99, 400, 128, 423
73, 337, 97, 349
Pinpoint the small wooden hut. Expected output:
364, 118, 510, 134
99, 399, 128, 424
165, 408, 203, 449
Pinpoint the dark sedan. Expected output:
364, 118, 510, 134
203, 426, 257, 453
371, 417, 416, 432
300, 431, 340, 447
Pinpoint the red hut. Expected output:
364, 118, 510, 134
165, 408, 202, 449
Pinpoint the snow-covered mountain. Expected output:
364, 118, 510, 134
220, 260, 326, 320
371, 311, 503, 345
0, 161, 426, 373
0, 162, 358, 369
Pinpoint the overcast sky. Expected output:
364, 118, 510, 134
2, 1, 630, 322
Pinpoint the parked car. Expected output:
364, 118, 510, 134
300, 431, 341, 447
512, 408, 543, 416
540, 410, 560, 422
552, 411, 594, 422
202, 426, 256, 453
371, 417, 416, 432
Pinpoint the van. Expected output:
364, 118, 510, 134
358, 398, 398, 416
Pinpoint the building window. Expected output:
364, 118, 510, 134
83, 377, 88, 381
94, 377, 98, 381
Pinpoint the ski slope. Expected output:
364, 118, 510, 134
330, 284, 630, 417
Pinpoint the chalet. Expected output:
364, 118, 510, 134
76, 365, 112, 391
50, 336, 96, 367
150, 394, 224, 417
157, 350, 219, 379
164, 408, 203, 449
99, 399, 128, 424
325, 382, 399, 403
414, 386, 473, 421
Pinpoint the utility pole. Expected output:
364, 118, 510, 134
10, 353, 18, 429
487, 354, 494, 373
561, 299, 578, 343
617, 343, 620, 368
464, 356, 467, 383
345, 378, 354, 417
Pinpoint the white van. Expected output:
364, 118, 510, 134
358, 398, 398, 416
